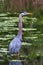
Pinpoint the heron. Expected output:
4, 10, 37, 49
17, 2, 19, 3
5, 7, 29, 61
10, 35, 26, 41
9, 12, 32, 56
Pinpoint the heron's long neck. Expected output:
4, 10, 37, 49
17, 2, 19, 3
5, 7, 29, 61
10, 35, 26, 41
18, 15, 22, 39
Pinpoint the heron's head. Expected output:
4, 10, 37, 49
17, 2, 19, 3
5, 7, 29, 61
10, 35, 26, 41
20, 12, 32, 16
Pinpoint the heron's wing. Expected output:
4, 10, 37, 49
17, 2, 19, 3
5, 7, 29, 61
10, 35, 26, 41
9, 36, 21, 53
9, 38, 17, 53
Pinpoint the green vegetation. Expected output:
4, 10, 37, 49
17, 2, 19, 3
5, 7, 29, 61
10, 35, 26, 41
0, 11, 43, 65
0, 0, 43, 65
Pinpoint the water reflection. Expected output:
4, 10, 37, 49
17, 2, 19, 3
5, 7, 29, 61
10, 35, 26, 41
9, 61, 22, 65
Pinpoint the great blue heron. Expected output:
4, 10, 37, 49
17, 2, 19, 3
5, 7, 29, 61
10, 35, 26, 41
9, 12, 32, 55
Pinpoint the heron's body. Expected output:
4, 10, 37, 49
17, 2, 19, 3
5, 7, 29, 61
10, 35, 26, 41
9, 35, 21, 54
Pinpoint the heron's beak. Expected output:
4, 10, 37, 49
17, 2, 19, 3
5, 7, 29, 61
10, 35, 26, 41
27, 13, 32, 15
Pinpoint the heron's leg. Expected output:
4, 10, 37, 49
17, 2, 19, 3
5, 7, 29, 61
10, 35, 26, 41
12, 52, 20, 59
17, 52, 20, 59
